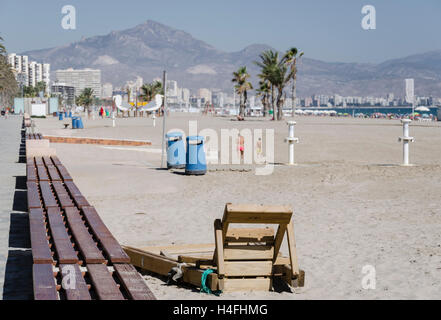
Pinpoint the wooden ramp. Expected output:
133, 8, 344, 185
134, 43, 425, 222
123, 203, 305, 293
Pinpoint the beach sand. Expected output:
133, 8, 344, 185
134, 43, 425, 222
33, 114, 441, 299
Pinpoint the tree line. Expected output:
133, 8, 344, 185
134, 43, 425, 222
0, 36, 18, 108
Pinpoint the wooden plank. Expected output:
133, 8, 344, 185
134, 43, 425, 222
47, 166, 62, 181
224, 245, 274, 260
272, 224, 287, 264
224, 203, 292, 224
39, 181, 58, 209
82, 206, 130, 263
223, 278, 272, 292
286, 219, 300, 276
42, 156, 54, 167
51, 156, 62, 165
58, 195, 75, 209
26, 165, 37, 182
26, 157, 35, 167
139, 243, 215, 255
35, 157, 44, 166
26, 181, 41, 209
72, 195, 90, 209
46, 207, 79, 264
123, 246, 218, 291
59, 264, 91, 300
214, 219, 225, 278
33, 264, 59, 300
57, 165, 73, 181
224, 261, 273, 277
52, 181, 69, 196
64, 207, 106, 264
64, 181, 82, 197
225, 228, 275, 244
113, 264, 156, 300
29, 208, 53, 264
37, 165, 49, 181
87, 264, 124, 300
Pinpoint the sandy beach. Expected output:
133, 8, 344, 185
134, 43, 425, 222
33, 114, 441, 299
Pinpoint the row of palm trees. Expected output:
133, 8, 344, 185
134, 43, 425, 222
0, 36, 18, 108
232, 47, 303, 120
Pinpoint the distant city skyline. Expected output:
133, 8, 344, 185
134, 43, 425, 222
1, 0, 441, 64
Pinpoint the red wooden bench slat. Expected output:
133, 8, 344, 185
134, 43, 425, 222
39, 181, 58, 209
47, 207, 79, 264
59, 264, 91, 300
27, 165, 37, 182
35, 157, 44, 166
43, 156, 54, 167
27, 182, 42, 209
47, 167, 62, 181
64, 207, 106, 264
33, 264, 59, 300
87, 264, 124, 300
26, 157, 35, 167
64, 181, 82, 196
72, 195, 90, 209
29, 208, 53, 264
113, 264, 156, 300
37, 165, 49, 181
51, 156, 62, 165
82, 207, 130, 263
55, 164, 73, 181
51, 181, 68, 196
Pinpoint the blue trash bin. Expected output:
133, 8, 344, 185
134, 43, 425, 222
185, 136, 206, 175
68, 111, 72, 118
64, 111, 68, 117
166, 132, 186, 169
58, 112, 64, 121
77, 117, 84, 129
72, 116, 78, 129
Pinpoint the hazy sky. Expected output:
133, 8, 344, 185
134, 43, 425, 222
1, 0, 440, 63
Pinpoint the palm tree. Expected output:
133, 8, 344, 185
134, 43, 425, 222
254, 50, 279, 119
284, 47, 304, 116
232, 66, 253, 118
256, 80, 270, 117
139, 80, 163, 102
77, 88, 94, 117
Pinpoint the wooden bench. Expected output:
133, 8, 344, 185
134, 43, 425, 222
82, 207, 130, 263
46, 207, 79, 264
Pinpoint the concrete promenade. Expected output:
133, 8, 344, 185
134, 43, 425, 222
0, 116, 32, 300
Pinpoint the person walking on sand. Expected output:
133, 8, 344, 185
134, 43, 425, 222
237, 133, 245, 161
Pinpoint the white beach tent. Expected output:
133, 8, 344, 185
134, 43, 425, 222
415, 106, 430, 112
113, 95, 132, 112
138, 94, 163, 112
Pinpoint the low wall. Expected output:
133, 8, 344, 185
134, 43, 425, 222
43, 135, 152, 146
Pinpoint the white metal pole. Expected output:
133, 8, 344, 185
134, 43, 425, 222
398, 119, 414, 166
285, 121, 299, 165
161, 71, 167, 168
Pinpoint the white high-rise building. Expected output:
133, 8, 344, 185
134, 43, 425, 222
55, 68, 102, 98
7, 53, 49, 92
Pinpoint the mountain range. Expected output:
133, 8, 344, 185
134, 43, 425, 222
23, 20, 441, 97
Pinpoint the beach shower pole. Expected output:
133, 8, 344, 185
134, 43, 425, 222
398, 119, 414, 166
285, 121, 299, 165
161, 70, 167, 168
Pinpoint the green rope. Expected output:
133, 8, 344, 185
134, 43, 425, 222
200, 269, 222, 296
